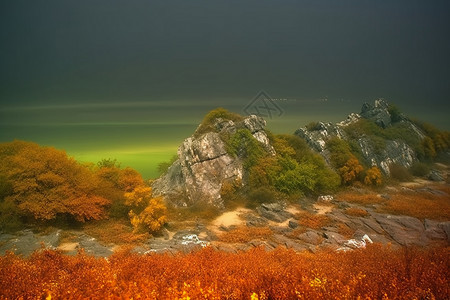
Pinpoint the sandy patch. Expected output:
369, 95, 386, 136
285, 205, 301, 215
58, 242, 79, 252
313, 203, 333, 215
400, 178, 434, 188
211, 208, 250, 228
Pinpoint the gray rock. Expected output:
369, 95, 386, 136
424, 219, 447, 240
323, 231, 347, 245
360, 99, 391, 128
438, 222, 450, 242
272, 234, 308, 251
428, 170, 445, 182
361, 217, 385, 234
153, 115, 275, 207
257, 203, 291, 223
372, 213, 429, 246
288, 220, 299, 229
0, 229, 62, 256
294, 99, 424, 176
297, 230, 323, 245
78, 234, 113, 257
245, 213, 269, 227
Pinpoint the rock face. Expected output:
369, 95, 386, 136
295, 99, 424, 175
152, 115, 274, 207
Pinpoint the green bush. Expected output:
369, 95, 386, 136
305, 121, 322, 131
388, 104, 403, 123
326, 137, 354, 169
254, 134, 340, 195
157, 155, 178, 175
389, 163, 413, 182
227, 129, 265, 168
409, 162, 430, 177
247, 187, 278, 208
195, 108, 244, 137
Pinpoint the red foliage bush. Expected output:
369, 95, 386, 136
1, 245, 448, 299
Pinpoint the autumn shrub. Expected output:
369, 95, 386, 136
296, 211, 332, 229
218, 226, 272, 243
95, 162, 168, 233
379, 189, 450, 220
129, 196, 168, 232
326, 137, 355, 169
414, 119, 450, 154
83, 219, 150, 245
1, 245, 448, 299
0, 141, 111, 222
339, 156, 364, 185
336, 222, 355, 238
364, 166, 383, 186
344, 207, 369, 217
336, 191, 384, 205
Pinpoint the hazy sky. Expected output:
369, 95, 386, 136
1, 1, 449, 178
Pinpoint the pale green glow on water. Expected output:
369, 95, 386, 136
72, 146, 178, 180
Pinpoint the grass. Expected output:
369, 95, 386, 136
344, 207, 369, 217
380, 189, 450, 221
337, 185, 450, 220
1, 245, 448, 299
83, 219, 150, 245
336, 191, 385, 205
218, 226, 272, 243
296, 211, 332, 230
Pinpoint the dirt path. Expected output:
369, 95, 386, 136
209, 208, 251, 233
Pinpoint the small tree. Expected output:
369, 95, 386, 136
364, 166, 383, 186
129, 196, 167, 232
339, 156, 364, 185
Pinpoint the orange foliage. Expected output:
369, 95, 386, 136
0, 245, 448, 299
219, 226, 272, 243
336, 223, 355, 238
0, 141, 110, 222
296, 211, 332, 229
83, 220, 150, 245
364, 166, 383, 186
339, 156, 364, 185
337, 192, 384, 205
380, 190, 450, 220
338, 187, 450, 220
344, 207, 369, 217
129, 196, 168, 232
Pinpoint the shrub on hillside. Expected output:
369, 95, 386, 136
195, 107, 244, 136
409, 162, 430, 177
364, 166, 383, 186
389, 163, 413, 182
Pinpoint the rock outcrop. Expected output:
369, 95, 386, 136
295, 99, 425, 175
152, 115, 274, 207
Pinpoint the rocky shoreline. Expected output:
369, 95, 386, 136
2, 184, 448, 257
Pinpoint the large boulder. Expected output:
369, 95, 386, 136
152, 114, 274, 207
